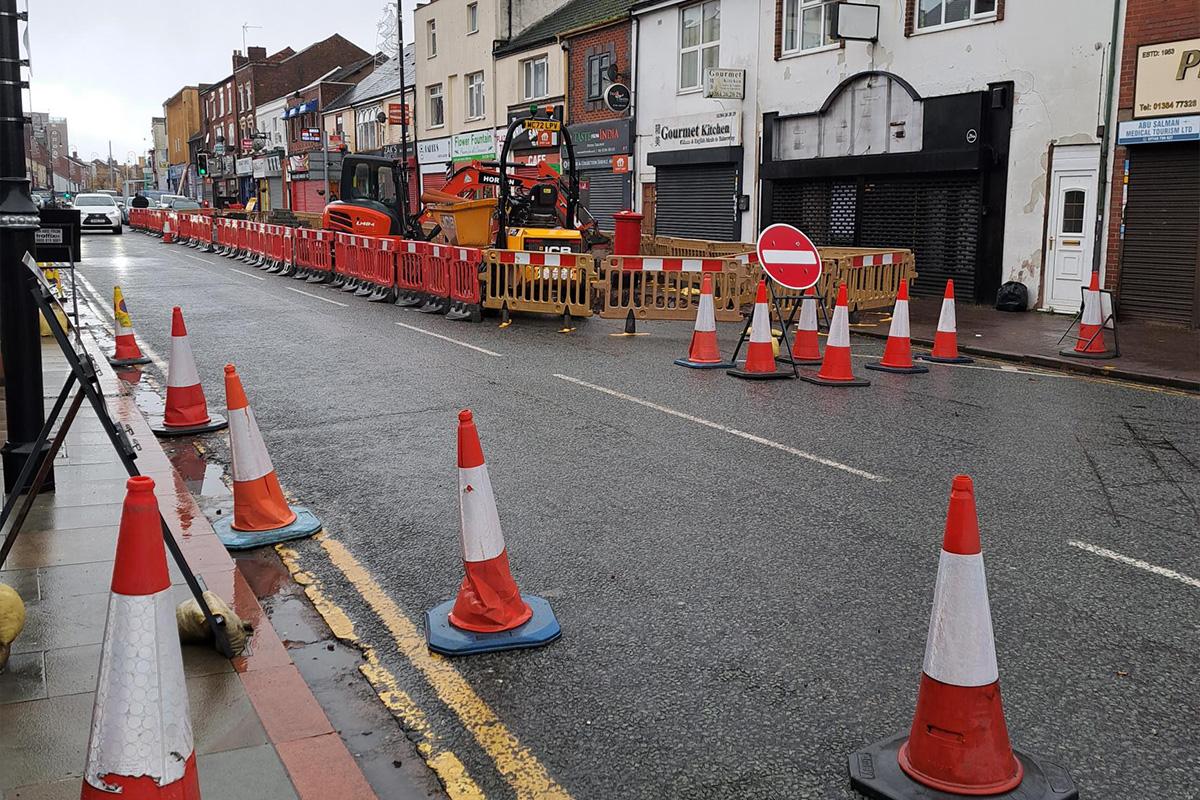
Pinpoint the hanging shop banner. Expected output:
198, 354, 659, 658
648, 110, 741, 154
288, 154, 310, 177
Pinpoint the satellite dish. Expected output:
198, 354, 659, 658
604, 64, 619, 82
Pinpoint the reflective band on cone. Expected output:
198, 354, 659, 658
425, 410, 560, 655
918, 280, 974, 364
226, 365, 296, 532
161, 219, 174, 244
675, 274, 732, 369
866, 280, 928, 374
801, 284, 870, 387
81, 476, 201, 800
788, 287, 822, 364
727, 281, 793, 380
164, 308, 213, 428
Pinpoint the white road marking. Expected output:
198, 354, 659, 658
395, 321, 503, 357
553, 374, 886, 482
1068, 540, 1200, 590
73, 271, 169, 372
230, 268, 266, 281
286, 286, 348, 307
181, 252, 216, 265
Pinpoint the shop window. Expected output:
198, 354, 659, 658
679, 0, 719, 92
523, 56, 549, 101
428, 84, 445, 127
915, 0, 996, 31
782, 0, 837, 54
587, 52, 611, 101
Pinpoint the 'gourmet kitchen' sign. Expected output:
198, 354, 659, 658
648, 110, 741, 153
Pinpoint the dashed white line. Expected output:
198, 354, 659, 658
553, 373, 886, 482
181, 252, 216, 264
286, 286, 348, 307
229, 268, 266, 281
394, 321, 503, 357
1068, 540, 1200, 590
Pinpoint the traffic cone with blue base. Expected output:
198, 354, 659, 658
425, 410, 561, 656
916, 280, 974, 364
800, 283, 870, 386
847, 475, 1078, 800
150, 308, 227, 437
727, 281, 794, 380
212, 364, 323, 549
81, 476, 202, 800
675, 273, 733, 368
107, 286, 151, 367
865, 280, 928, 374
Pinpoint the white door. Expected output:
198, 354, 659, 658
1043, 146, 1099, 312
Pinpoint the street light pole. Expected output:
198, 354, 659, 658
0, 0, 51, 493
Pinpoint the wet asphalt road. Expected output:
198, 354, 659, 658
74, 231, 1198, 799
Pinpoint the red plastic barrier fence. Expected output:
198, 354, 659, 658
448, 245, 482, 307
396, 239, 424, 304
294, 228, 333, 277
422, 242, 451, 302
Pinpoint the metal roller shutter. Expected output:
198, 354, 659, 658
581, 171, 630, 232
770, 173, 983, 298
421, 171, 449, 196
1119, 142, 1199, 326
267, 176, 284, 211
655, 163, 738, 241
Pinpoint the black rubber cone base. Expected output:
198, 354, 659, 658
865, 361, 929, 374
776, 354, 823, 366
107, 354, 152, 367
727, 366, 795, 381
799, 371, 870, 387
915, 353, 974, 365
1058, 347, 1117, 360
848, 733, 1078, 800
675, 357, 733, 369
149, 413, 228, 438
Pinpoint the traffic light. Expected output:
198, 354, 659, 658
196, 153, 208, 177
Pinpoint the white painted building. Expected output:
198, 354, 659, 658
632, 0, 1117, 307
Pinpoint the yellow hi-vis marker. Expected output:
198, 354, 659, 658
315, 536, 573, 800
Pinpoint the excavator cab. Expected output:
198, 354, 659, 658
323, 155, 405, 237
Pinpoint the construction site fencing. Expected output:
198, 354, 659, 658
482, 250, 595, 320
734, 248, 917, 318
639, 234, 755, 259
333, 233, 395, 301
293, 228, 334, 281
598, 255, 754, 323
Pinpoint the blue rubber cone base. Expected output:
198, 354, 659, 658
149, 413, 228, 437
674, 357, 734, 369
799, 371, 871, 387
727, 367, 795, 380
915, 353, 975, 364
213, 506, 323, 550
1058, 347, 1117, 360
425, 595, 561, 656
108, 355, 152, 367
848, 733, 1078, 800
865, 361, 929, 374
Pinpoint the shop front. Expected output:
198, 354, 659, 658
252, 153, 285, 212
568, 119, 633, 232
645, 110, 743, 242
235, 156, 254, 206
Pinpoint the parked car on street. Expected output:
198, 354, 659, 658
72, 193, 123, 234
166, 197, 201, 211
122, 190, 164, 222
157, 194, 187, 209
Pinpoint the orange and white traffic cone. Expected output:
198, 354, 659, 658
800, 283, 869, 387
848, 475, 1078, 800
1060, 271, 1115, 359
213, 364, 322, 549
917, 279, 974, 364
778, 285, 822, 366
425, 410, 561, 655
81, 476, 202, 800
107, 286, 151, 367
866, 280, 928, 374
727, 280, 793, 380
161, 217, 174, 244
150, 308, 228, 437
675, 273, 732, 369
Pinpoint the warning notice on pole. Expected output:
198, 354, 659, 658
35, 228, 63, 245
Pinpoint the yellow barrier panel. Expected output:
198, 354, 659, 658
598, 256, 754, 323
481, 250, 596, 318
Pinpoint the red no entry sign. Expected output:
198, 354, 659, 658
756, 223, 822, 290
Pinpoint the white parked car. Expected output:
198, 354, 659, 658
158, 194, 187, 209
72, 193, 123, 234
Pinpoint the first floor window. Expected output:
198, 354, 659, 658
523, 56, 548, 100
467, 3, 478, 33
916, 0, 996, 30
679, 0, 719, 91
356, 106, 381, 151
428, 84, 445, 127
427, 19, 438, 56
783, 0, 837, 53
587, 52, 611, 100
466, 72, 485, 119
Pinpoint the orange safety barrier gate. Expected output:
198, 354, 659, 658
447, 244, 483, 321
264, 225, 291, 274
395, 239, 426, 308
293, 228, 333, 283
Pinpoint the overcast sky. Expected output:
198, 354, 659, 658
27, 1, 414, 163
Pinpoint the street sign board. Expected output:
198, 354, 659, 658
328, 133, 344, 148
301, 127, 321, 143
703, 68, 745, 100
756, 223, 822, 290
604, 83, 631, 113
387, 103, 409, 124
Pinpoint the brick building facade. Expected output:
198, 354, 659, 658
1104, 0, 1200, 326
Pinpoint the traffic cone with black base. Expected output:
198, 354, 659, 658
727, 281, 793, 380
150, 308, 227, 436
425, 410, 561, 656
81, 476, 202, 800
847, 475, 1078, 800
161, 218, 174, 244
107, 286, 151, 367
1060, 271, 1116, 359
676, 273, 732, 368
800, 283, 869, 387
917, 280, 974, 364
212, 364, 322, 549
777, 286, 822, 366
865, 280, 928, 374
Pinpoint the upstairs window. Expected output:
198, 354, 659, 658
587, 52, 611, 101
523, 56, 549, 101
428, 84, 445, 127
466, 71, 485, 119
467, 3, 478, 34
679, 1, 719, 92
782, 0, 837, 53
916, 0, 996, 31
427, 19, 437, 56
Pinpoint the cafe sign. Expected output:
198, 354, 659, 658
1134, 38, 1200, 118
648, 110, 741, 153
